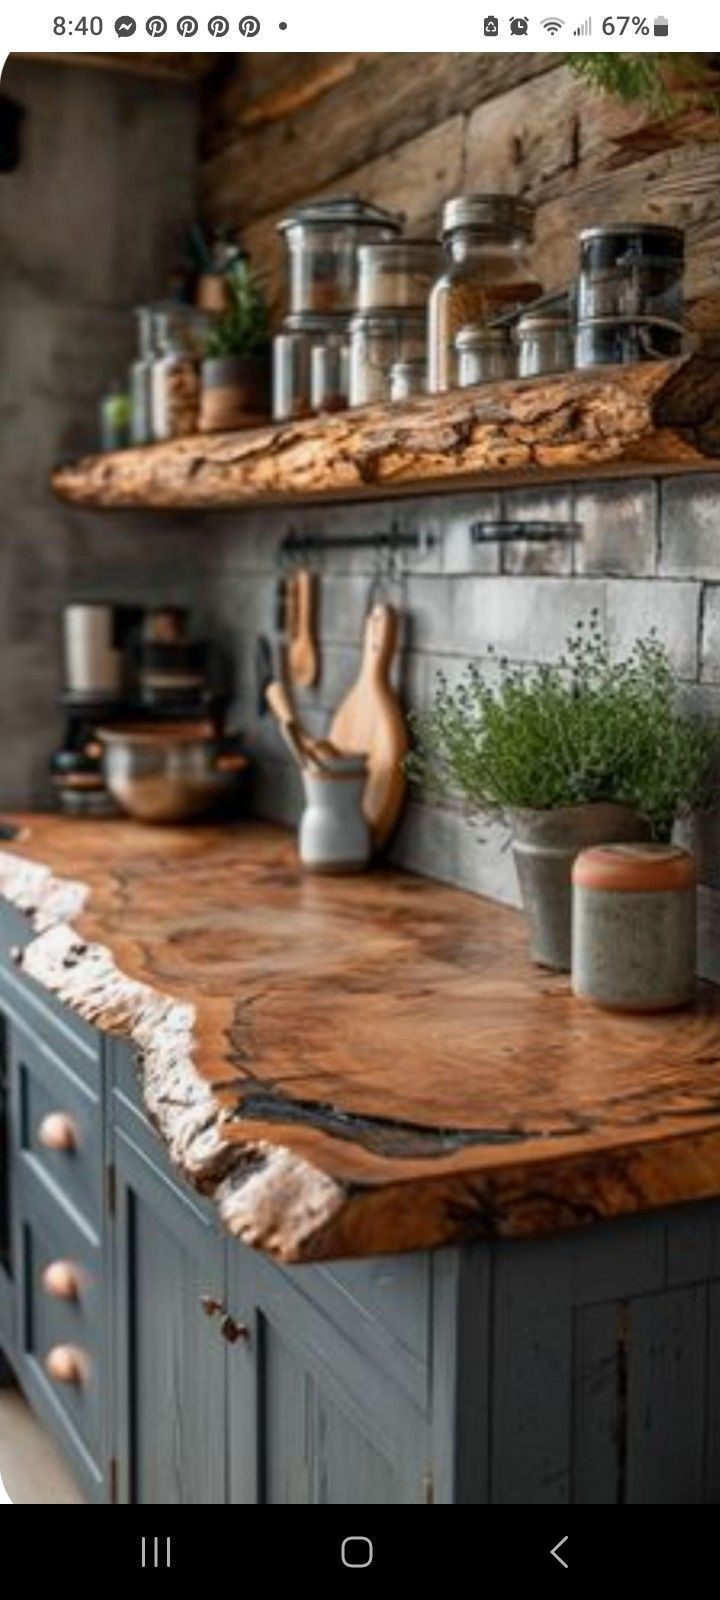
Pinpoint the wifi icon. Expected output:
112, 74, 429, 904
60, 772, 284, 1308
541, 16, 564, 31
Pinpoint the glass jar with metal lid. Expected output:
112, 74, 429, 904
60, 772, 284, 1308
151, 310, 201, 441
428, 195, 542, 394
348, 309, 427, 407
515, 310, 573, 378
357, 239, 443, 311
277, 197, 403, 317
389, 358, 427, 403
575, 223, 685, 368
272, 314, 349, 422
455, 325, 516, 387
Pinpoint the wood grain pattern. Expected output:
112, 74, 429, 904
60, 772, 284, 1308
50, 356, 720, 511
2, 818, 720, 1264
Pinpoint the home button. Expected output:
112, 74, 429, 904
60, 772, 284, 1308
341, 1537, 374, 1569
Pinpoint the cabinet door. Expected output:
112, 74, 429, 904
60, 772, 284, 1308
0, 1010, 14, 1363
227, 1249, 431, 1506
113, 1127, 226, 1505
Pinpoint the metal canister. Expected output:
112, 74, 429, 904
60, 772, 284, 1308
572, 843, 697, 1012
455, 324, 515, 386
516, 311, 572, 378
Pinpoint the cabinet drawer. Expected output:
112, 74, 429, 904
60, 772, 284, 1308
12, 1019, 102, 1236
16, 1167, 103, 1487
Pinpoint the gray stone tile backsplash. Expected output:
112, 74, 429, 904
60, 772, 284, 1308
207, 477, 720, 985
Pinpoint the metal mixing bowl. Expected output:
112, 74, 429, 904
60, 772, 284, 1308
98, 722, 249, 824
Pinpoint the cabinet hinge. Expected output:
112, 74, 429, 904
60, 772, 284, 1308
109, 1456, 118, 1504
106, 1163, 116, 1217
423, 1472, 434, 1505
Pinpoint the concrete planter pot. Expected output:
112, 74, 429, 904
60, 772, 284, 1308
199, 351, 271, 432
510, 802, 650, 972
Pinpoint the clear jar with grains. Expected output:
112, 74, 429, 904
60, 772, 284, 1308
515, 311, 573, 378
357, 239, 443, 311
277, 198, 402, 316
151, 311, 201, 441
348, 310, 427, 407
428, 195, 542, 393
272, 314, 349, 422
455, 325, 516, 386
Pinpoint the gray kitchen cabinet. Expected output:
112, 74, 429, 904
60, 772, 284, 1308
112, 1124, 227, 1505
2, 941, 720, 1506
226, 1247, 432, 1504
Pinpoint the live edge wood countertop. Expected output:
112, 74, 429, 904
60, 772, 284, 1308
2, 815, 720, 1263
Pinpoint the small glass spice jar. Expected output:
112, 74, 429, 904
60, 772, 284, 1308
310, 339, 349, 414
272, 314, 349, 421
575, 223, 685, 368
515, 310, 573, 378
357, 239, 443, 311
277, 197, 402, 316
572, 843, 697, 1012
389, 358, 427, 402
455, 324, 516, 386
348, 309, 427, 407
428, 194, 542, 393
151, 311, 200, 441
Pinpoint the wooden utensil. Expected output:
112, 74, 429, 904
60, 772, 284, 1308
329, 602, 408, 848
286, 569, 319, 689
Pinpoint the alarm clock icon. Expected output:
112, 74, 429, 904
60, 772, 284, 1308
510, 16, 529, 33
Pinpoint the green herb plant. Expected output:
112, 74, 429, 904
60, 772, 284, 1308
566, 52, 715, 117
204, 257, 271, 360
410, 613, 719, 839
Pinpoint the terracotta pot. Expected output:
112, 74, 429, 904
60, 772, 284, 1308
199, 351, 271, 433
510, 802, 650, 973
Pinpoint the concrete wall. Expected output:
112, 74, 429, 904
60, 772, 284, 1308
203, 475, 720, 987
0, 58, 204, 804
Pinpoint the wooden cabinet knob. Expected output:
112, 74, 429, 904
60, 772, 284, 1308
41, 1260, 81, 1301
219, 1313, 249, 1345
45, 1345, 87, 1385
37, 1112, 79, 1152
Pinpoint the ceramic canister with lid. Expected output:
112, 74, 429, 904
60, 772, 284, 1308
572, 843, 697, 1012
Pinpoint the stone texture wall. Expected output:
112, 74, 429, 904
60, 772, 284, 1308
203, 475, 720, 985
0, 58, 203, 805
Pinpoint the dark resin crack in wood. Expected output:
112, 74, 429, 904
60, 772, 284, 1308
51, 355, 720, 510
2, 816, 720, 1262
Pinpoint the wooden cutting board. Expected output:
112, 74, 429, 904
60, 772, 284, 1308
329, 602, 408, 849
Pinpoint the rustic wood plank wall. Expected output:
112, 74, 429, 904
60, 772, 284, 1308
199, 51, 720, 324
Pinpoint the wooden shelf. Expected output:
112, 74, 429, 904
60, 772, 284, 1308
52, 353, 720, 512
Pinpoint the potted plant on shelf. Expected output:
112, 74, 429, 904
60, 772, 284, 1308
410, 614, 719, 971
198, 257, 272, 433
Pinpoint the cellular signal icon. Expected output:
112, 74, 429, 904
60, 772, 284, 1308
573, 15, 591, 33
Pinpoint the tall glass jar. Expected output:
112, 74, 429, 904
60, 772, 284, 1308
151, 311, 200, 441
129, 307, 156, 446
428, 195, 542, 393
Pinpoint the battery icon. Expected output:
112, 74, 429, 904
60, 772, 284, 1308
653, 14, 669, 33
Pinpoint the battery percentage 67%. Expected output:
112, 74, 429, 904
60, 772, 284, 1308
602, 15, 651, 31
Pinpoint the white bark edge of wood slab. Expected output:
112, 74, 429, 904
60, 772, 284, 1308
0, 848, 344, 1258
